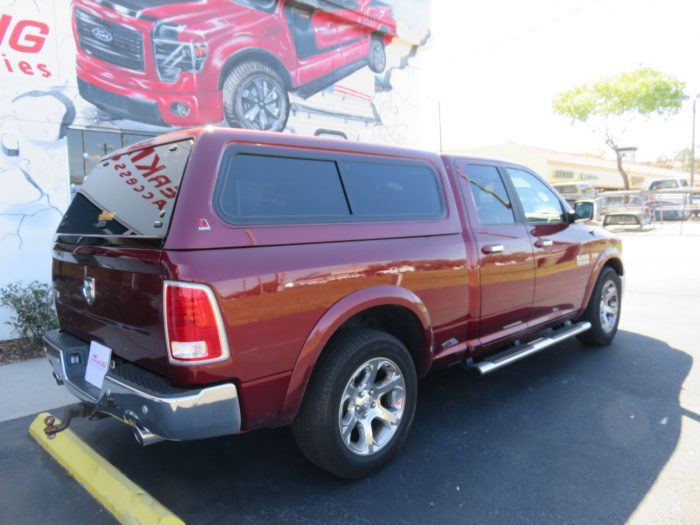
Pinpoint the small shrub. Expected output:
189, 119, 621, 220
0, 281, 58, 344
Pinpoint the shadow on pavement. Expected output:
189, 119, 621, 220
72, 330, 691, 525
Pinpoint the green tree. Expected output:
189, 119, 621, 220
553, 68, 686, 189
652, 147, 693, 172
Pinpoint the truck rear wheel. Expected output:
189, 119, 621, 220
577, 267, 621, 346
222, 60, 290, 132
292, 328, 417, 479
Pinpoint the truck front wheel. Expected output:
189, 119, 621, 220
222, 61, 290, 132
577, 267, 622, 346
292, 328, 417, 479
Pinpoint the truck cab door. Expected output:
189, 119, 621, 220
504, 167, 594, 326
455, 161, 536, 345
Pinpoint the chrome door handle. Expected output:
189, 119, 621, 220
482, 244, 505, 254
534, 239, 553, 248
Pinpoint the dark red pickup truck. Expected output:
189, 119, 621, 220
44, 128, 623, 478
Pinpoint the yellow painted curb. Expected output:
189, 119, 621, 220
29, 412, 185, 525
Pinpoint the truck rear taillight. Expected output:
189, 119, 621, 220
164, 282, 230, 365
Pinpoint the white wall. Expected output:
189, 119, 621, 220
0, 1, 74, 339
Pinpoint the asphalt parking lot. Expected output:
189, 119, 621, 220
1, 222, 699, 525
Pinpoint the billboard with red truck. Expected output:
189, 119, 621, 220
0, 0, 431, 339
73, 0, 398, 131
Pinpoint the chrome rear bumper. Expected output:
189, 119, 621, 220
43, 329, 241, 442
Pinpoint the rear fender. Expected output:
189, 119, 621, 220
279, 285, 432, 424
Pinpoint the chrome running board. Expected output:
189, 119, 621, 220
469, 321, 592, 375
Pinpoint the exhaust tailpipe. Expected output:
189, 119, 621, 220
133, 426, 164, 447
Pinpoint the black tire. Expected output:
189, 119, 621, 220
292, 328, 417, 479
368, 36, 387, 73
577, 267, 622, 346
222, 60, 290, 132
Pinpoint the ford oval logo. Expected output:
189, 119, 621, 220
82, 276, 96, 306
91, 26, 113, 43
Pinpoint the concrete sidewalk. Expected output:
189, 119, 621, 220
0, 358, 75, 422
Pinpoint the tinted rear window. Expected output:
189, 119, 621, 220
57, 139, 193, 239
215, 154, 350, 223
339, 160, 443, 218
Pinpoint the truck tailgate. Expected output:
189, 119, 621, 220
51, 137, 195, 377
53, 244, 168, 376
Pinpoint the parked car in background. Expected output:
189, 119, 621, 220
647, 178, 689, 191
647, 199, 690, 221
44, 129, 623, 479
646, 178, 691, 221
552, 182, 597, 206
597, 190, 654, 228
72, 0, 397, 131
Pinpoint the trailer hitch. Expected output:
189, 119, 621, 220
43, 403, 106, 439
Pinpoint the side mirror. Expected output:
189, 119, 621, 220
574, 201, 595, 221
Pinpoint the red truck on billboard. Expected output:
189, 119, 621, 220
71, 0, 397, 130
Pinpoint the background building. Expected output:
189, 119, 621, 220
457, 143, 691, 190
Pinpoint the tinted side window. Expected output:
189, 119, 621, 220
340, 161, 443, 219
507, 168, 565, 224
216, 154, 350, 223
458, 163, 514, 225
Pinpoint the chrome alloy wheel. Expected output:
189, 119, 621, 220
599, 280, 619, 333
338, 357, 406, 456
237, 75, 285, 131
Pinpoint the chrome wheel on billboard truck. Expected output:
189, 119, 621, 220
292, 328, 417, 479
368, 35, 387, 73
222, 61, 290, 132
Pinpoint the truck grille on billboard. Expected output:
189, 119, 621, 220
76, 9, 145, 72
